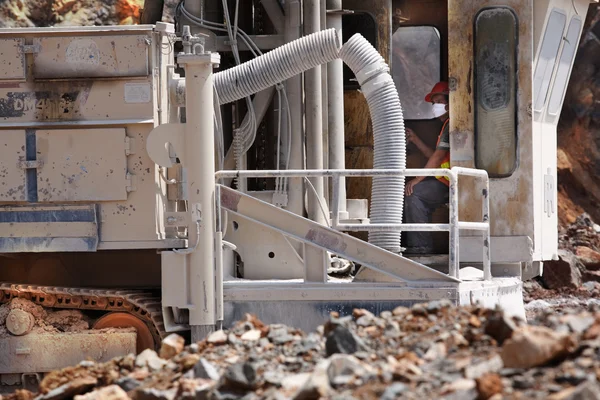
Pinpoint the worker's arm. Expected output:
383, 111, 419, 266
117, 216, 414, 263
406, 128, 434, 158
405, 149, 449, 196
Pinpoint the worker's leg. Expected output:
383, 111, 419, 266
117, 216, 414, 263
403, 178, 449, 252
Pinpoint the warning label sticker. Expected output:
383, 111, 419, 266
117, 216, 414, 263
124, 83, 152, 104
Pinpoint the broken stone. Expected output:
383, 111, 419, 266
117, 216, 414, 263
583, 270, 600, 283
326, 354, 369, 386
292, 360, 331, 400
115, 377, 140, 392
548, 380, 600, 400
475, 374, 503, 400
325, 326, 357, 357
380, 383, 408, 400
133, 388, 177, 400
423, 342, 447, 361
542, 250, 583, 289
240, 329, 262, 342
159, 334, 185, 360
563, 314, 596, 334
36, 377, 98, 400
193, 358, 220, 381
576, 246, 600, 270
73, 385, 129, 400
222, 362, 260, 391
464, 356, 504, 379
485, 312, 517, 345
135, 349, 167, 372
207, 330, 228, 345
281, 374, 311, 391
501, 326, 577, 369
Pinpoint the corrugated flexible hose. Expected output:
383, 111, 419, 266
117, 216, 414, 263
214, 30, 406, 253
340, 34, 406, 253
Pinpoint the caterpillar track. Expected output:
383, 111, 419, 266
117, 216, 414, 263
0, 283, 168, 349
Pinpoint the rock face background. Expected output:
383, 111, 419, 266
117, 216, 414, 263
558, 4, 600, 227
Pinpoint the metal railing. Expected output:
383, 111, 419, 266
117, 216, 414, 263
215, 167, 491, 281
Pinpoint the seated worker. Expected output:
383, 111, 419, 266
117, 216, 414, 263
403, 81, 450, 255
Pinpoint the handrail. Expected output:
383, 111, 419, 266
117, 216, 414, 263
214, 167, 491, 281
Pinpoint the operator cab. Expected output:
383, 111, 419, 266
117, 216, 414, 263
343, 0, 591, 278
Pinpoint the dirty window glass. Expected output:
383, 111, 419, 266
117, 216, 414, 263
391, 26, 441, 120
474, 8, 518, 178
548, 16, 582, 116
533, 9, 567, 112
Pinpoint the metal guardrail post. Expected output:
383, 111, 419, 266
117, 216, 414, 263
448, 171, 460, 279
215, 167, 491, 282
331, 175, 340, 229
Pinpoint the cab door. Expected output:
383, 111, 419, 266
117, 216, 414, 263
448, 0, 535, 263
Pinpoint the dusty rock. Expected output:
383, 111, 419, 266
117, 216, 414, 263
135, 350, 167, 372
207, 330, 228, 345
576, 246, 600, 270
326, 354, 370, 386
475, 374, 503, 400
132, 388, 176, 400
240, 329, 262, 341
292, 360, 331, 400
549, 380, 600, 400
193, 358, 220, 381
501, 326, 577, 369
159, 334, 185, 360
221, 362, 260, 391
73, 385, 130, 400
115, 378, 140, 393
36, 377, 97, 400
484, 312, 518, 345
464, 356, 504, 380
542, 250, 583, 289
380, 383, 408, 400
325, 326, 357, 356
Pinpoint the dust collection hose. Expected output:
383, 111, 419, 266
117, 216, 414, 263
212, 29, 406, 253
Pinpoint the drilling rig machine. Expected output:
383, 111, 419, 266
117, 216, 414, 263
0, 0, 596, 388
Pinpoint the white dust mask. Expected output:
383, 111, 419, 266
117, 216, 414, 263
432, 103, 447, 118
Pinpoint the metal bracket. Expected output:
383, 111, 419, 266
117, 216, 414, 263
191, 203, 202, 223
18, 160, 43, 169
126, 172, 137, 193
165, 212, 190, 227
19, 44, 40, 54
125, 136, 136, 156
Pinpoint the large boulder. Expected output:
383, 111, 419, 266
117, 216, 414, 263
541, 250, 583, 289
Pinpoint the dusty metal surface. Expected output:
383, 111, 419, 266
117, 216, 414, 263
36, 128, 128, 202
0, 330, 136, 374
0, 130, 26, 202
32, 35, 150, 80
0, 204, 99, 253
448, 0, 534, 240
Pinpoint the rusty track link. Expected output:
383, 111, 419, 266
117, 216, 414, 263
0, 284, 167, 346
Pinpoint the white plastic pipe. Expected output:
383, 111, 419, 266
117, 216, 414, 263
340, 34, 406, 253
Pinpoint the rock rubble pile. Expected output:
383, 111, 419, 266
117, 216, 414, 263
5, 301, 600, 400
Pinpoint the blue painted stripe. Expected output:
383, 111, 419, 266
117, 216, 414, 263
0, 209, 96, 223
0, 237, 98, 253
25, 129, 37, 202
